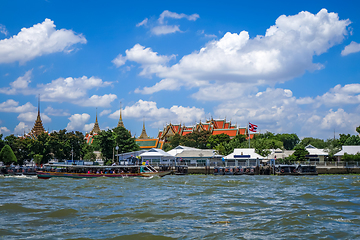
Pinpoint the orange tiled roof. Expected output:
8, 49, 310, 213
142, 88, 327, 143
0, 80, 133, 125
213, 129, 238, 137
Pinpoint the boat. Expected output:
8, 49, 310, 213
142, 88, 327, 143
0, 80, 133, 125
36, 164, 172, 179
213, 167, 225, 175
275, 164, 318, 175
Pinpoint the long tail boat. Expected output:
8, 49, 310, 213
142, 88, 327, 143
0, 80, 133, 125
36, 164, 172, 179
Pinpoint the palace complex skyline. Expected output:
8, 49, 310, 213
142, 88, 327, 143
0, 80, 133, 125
1, 1, 360, 140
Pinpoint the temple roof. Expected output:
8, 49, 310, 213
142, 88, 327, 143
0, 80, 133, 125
117, 102, 125, 128
138, 120, 149, 139
31, 95, 45, 136
90, 110, 101, 134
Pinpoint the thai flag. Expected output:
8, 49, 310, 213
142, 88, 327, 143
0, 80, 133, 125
249, 122, 258, 132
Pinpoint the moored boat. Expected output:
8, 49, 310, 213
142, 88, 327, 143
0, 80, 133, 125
275, 164, 318, 175
36, 164, 171, 179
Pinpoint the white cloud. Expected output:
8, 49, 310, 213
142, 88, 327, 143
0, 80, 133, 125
109, 100, 205, 128
136, 10, 199, 36
113, 44, 175, 77
158, 10, 199, 24
136, 18, 148, 27
44, 106, 70, 116
0, 99, 36, 113
151, 25, 181, 35
0, 24, 8, 36
0, 18, 86, 64
17, 112, 51, 123
100, 109, 111, 117
129, 9, 350, 96
14, 122, 29, 135
78, 94, 117, 107
66, 113, 91, 131
315, 84, 360, 107
0, 126, 10, 134
0, 74, 116, 107
341, 41, 360, 56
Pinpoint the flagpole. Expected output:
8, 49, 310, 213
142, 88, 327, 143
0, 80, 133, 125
248, 122, 250, 148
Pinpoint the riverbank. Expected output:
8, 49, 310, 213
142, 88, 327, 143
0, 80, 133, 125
169, 166, 360, 174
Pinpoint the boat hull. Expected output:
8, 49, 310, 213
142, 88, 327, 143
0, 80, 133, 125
37, 171, 171, 179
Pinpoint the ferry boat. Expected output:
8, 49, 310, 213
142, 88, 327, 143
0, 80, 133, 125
275, 164, 317, 175
36, 164, 172, 179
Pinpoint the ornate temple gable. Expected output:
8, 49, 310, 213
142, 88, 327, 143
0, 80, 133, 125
90, 110, 101, 135
117, 102, 125, 128
31, 95, 45, 136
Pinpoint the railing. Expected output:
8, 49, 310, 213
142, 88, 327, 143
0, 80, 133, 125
289, 161, 360, 168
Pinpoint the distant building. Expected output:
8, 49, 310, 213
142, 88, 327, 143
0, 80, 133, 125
21, 95, 47, 140
158, 118, 257, 141
305, 145, 328, 163
85, 110, 101, 144
167, 145, 222, 166
224, 148, 264, 166
334, 146, 360, 161
135, 120, 165, 150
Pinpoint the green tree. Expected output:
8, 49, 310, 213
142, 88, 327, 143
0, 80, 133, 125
207, 134, 230, 149
167, 133, 182, 149
298, 137, 326, 149
356, 126, 360, 135
0, 145, 17, 165
292, 145, 309, 161
181, 130, 211, 149
94, 130, 115, 161
344, 135, 360, 145
113, 126, 139, 153
324, 138, 341, 161
33, 154, 43, 165
275, 133, 300, 150
83, 151, 96, 161
0, 134, 5, 152
216, 134, 247, 155
162, 142, 173, 152
338, 134, 350, 146
28, 132, 51, 164
254, 138, 283, 157
342, 153, 360, 162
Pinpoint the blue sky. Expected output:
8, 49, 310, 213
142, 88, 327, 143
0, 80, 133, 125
1, 0, 360, 140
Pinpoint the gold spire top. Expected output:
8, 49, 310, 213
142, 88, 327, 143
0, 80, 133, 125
31, 95, 45, 136
91, 108, 101, 134
117, 102, 125, 128
138, 117, 149, 139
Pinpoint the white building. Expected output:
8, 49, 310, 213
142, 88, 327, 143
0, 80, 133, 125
305, 145, 328, 163
224, 148, 264, 166
334, 146, 360, 161
139, 148, 175, 165
167, 145, 222, 166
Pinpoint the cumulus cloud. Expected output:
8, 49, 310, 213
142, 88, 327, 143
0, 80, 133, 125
315, 84, 360, 107
100, 109, 111, 117
112, 44, 175, 77
17, 112, 51, 123
66, 113, 91, 131
44, 106, 70, 116
0, 24, 8, 36
158, 10, 199, 24
0, 74, 116, 107
14, 122, 29, 135
151, 25, 181, 35
0, 18, 86, 64
136, 10, 199, 36
128, 9, 350, 96
136, 18, 148, 27
0, 70, 32, 95
109, 100, 205, 128
341, 41, 360, 56
0, 126, 10, 134
0, 99, 36, 113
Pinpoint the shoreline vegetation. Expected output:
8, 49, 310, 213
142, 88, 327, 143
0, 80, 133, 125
0, 126, 360, 167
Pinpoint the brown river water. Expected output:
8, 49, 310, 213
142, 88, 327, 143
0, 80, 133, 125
0, 174, 359, 239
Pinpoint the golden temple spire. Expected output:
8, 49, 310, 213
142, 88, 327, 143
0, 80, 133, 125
138, 117, 149, 139
31, 95, 45, 136
91, 108, 101, 134
117, 101, 125, 128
